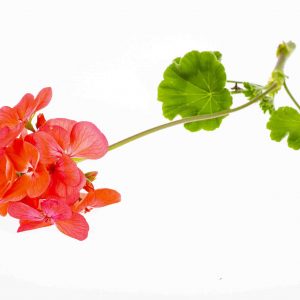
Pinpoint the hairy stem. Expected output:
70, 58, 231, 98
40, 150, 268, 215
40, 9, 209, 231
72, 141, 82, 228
108, 83, 278, 151
283, 81, 300, 110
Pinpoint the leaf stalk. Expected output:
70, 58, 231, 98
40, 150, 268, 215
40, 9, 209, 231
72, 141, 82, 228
108, 83, 278, 151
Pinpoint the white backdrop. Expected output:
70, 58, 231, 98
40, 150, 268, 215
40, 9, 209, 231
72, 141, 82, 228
1, 0, 300, 299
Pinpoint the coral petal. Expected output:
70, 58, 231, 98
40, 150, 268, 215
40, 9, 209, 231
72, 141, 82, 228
72, 192, 95, 213
28, 131, 63, 164
6, 140, 39, 172
2, 175, 30, 202
8, 202, 44, 221
0, 106, 19, 127
93, 188, 121, 207
14, 93, 35, 121
69, 121, 108, 159
54, 155, 83, 186
0, 123, 24, 148
18, 220, 51, 232
36, 113, 46, 129
0, 203, 9, 216
27, 165, 50, 198
41, 199, 72, 220
55, 212, 89, 241
40, 125, 70, 150
44, 118, 76, 134
72, 188, 120, 213
0, 153, 16, 198
34, 87, 52, 112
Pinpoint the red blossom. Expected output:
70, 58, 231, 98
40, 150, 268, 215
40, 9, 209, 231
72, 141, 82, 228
0, 88, 120, 240
0, 88, 52, 149
40, 118, 108, 159
1, 140, 50, 202
8, 199, 89, 241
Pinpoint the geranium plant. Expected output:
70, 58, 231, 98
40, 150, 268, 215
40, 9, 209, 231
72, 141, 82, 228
0, 41, 297, 240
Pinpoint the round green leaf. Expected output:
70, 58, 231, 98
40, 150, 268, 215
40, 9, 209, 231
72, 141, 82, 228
158, 51, 232, 132
267, 106, 300, 150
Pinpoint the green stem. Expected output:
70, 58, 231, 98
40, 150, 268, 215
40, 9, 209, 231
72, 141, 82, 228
227, 80, 244, 84
274, 42, 296, 73
269, 41, 296, 94
108, 83, 278, 151
283, 81, 300, 110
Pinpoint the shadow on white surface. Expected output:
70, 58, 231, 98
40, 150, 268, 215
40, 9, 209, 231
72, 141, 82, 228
1, 275, 300, 300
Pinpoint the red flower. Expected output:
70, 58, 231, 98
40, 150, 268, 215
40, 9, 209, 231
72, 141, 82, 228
26, 131, 86, 204
0, 87, 120, 240
0, 88, 52, 148
1, 140, 50, 202
8, 199, 89, 240
39, 118, 108, 160
14, 87, 52, 123
26, 118, 109, 204
45, 154, 86, 205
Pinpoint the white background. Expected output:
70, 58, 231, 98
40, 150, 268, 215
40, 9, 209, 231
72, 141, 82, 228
1, 0, 300, 299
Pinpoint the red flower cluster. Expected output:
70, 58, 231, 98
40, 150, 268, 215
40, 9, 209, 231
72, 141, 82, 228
0, 88, 120, 240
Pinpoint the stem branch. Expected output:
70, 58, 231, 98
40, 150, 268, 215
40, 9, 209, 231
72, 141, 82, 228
108, 83, 278, 151
283, 81, 300, 110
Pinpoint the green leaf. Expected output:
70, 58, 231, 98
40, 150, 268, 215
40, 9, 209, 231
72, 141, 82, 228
243, 82, 275, 114
158, 51, 232, 132
213, 51, 222, 61
267, 106, 300, 149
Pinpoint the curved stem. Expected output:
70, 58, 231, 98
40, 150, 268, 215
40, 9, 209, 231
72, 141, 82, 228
283, 81, 300, 110
108, 83, 277, 151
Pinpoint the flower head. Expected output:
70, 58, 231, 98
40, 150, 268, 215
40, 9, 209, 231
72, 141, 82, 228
0, 88, 120, 240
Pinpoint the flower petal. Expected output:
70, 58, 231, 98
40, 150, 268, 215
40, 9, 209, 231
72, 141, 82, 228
72, 191, 95, 213
18, 219, 52, 232
0, 126, 9, 144
54, 155, 84, 186
21, 197, 40, 210
5, 139, 27, 171
6, 140, 40, 172
40, 125, 70, 150
45, 179, 82, 206
27, 131, 63, 164
41, 199, 72, 220
27, 164, 50, 198
93, 188, 121, 208
36, 113, 46, 129
14, 93, 35, 121
0, 106, 19, 128
34, 87, 52, 112
46, 162, 85, 205
8, 202, 44, 221
72, 188, 121, 213
55, 212, 89, 241
68, 121, 108, 159
44, 118, 76, 134
0, 203, 8, 216
0, 123, 24, 148
0, 152, 16, 198
1, 175, 30, 203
